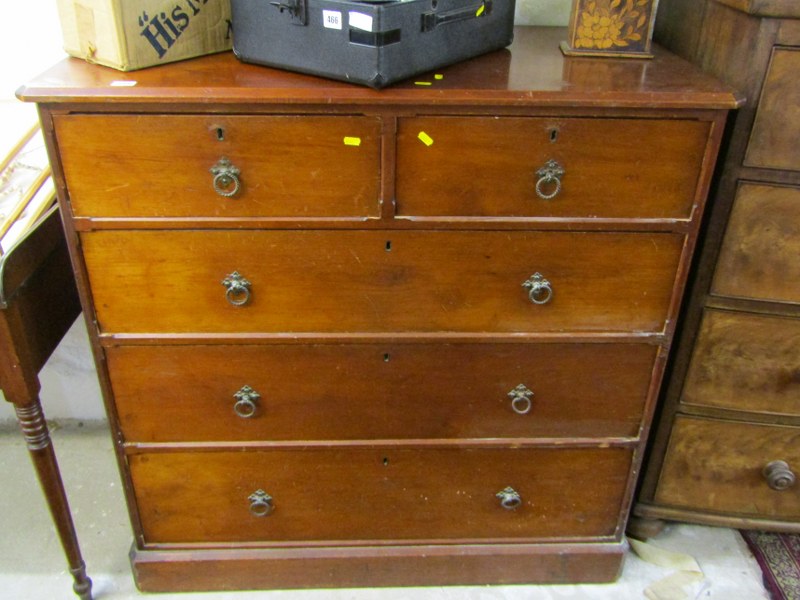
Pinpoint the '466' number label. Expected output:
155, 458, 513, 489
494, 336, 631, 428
323, 10, 342, 29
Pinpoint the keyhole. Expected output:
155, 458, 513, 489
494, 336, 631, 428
383, 353, 390, 362
216, 127, 225, 141
385, 240, 392, 251
549, 129, 558, 143
383, 457, 390, 466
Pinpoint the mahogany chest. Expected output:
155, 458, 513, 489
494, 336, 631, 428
18, 27, 737, 591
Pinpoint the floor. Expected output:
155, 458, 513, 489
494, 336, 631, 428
0, 422, 770, 600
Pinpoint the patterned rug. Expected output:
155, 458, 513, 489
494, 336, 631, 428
741, 531, 800, 600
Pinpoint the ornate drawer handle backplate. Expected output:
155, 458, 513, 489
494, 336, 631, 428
222, 271, 252, 306
210, 157, 241, 198
763, 461, 796, 491
496, 486, 522, 510
508, 384, 534, 415
233, 385, 261, 418
535, 159, 565, 200
522, 272, 553, 305
248, 490, 274, 517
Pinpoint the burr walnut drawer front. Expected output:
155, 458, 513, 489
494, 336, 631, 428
680, 309, 800, 416
129, 446, 633, 545
53, 114, 382, 218
711, 183, 800, 305
107, 342, 658, 443
396, 117, 710, 219
654, 417, 800, 520
81, 230, 683, 334
744, 47, 800, 172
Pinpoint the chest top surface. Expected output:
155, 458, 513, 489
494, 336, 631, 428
17, 27, 739, 110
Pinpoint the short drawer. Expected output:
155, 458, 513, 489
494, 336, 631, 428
396, 116, 710, 219
681, 309, 800, 416
712, 182, 800, 304
54, 115, 381, 218
130, 446, 632, 544
81, 230, 683, 334
107, 342, 657, 443
655, 417, 800, 519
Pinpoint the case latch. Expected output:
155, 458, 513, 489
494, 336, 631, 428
269, 0, 308, 25
421, 1, 492, 32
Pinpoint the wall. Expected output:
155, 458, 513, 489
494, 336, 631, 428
0, 0, 572, 422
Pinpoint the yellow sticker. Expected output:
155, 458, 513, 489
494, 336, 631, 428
476, 4, 485, 16
414, 81, 433, 86
434, 74, 444, 80
418, 131, 434, 146
343, 136, 362, 146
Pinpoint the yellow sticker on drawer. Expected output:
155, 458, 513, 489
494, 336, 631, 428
343, 136, 362, 147
418, 131, 434, 146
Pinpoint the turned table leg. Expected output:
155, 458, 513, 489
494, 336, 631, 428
0, 298, 92, 600
13, 400, 93, 600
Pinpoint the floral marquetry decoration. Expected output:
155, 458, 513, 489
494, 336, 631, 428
561, 0, 660, 59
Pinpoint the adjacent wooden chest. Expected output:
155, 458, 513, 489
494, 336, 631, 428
633, 0, 800, 534
19, 27, 736, 591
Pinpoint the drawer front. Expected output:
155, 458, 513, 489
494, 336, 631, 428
712, 183, 800, 304
655, 417, 800, 519
82, 230, 683, 334
55, 115, 382, 218
681, 309, 800, 416
130, 447, 632, 544
107, 343, 657, 443
744, 47, 800, 172
396, 117, 710, 219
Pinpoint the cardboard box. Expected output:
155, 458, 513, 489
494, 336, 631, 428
56, 0, 232, 71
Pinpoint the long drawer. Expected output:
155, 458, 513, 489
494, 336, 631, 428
396, 117, 710, 219
681, 309, 800, 416
711, 182, 800, 305
54, 115, 382, 218
654, 416, 800, 519
130, 447, 632, 544
107, 342, 657, 443
81, 230, 683, 334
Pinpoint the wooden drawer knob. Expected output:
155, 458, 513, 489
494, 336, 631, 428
233, 385, 261, 418
535, 159, 564, 200
763, 461, 796, 491
522, 272, 553, 305
248, 490, 274, 517
210, 157, 241, 197
496, 486, 522, 510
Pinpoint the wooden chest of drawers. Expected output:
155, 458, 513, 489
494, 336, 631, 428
633, 0, 800, 534
18, 27, 737, 591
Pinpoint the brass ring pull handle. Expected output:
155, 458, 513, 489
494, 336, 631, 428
763, 460, 796, 491
496, 486, 522, 510
210, 157, 241, 197
522, 272, 553, 305
222, 271, 252, 306
248, 490, 274, 517
535, 159, 565, 200
233, 385, 261, 418
508, 384, 534, 415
